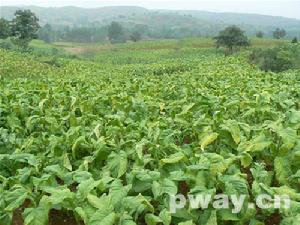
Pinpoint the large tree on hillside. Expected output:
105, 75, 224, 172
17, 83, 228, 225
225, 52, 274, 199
11, 10, 40, 49
107, 21, 125, 44
214, 26, 250, 55
0, 18, 11, 39
130, 31, 142, 42
256, 31, 264, 38
273, 28, 286, 39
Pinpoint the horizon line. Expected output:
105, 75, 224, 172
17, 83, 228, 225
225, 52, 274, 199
1, 4, 300, 21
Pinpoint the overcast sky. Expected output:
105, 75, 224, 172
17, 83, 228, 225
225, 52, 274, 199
1, 0, 300, 19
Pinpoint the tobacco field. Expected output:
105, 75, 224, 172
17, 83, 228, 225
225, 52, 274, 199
0, 46, 300, 225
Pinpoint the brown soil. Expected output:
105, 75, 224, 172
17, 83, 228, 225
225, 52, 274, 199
49, 210, 83, 225
125, 45, 177, 51
12, 205, 83, 225
63, 45, 114, 55
264, 212, 282, 225
241, 167, 254, 187
179, 181, 189, 197
12, 200, 31, 225
183, 136, 192, 145
64, 47, 88, 55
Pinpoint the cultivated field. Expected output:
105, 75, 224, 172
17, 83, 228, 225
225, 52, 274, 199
0, 39, 299, 225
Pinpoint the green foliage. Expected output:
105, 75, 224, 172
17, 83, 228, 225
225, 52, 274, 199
0, 38, 70, 59
214, 26, 250, 55
0, 39, 14, 50
0, 40, 300, 225
108, 21, 126, 44
0, 18, 11, 39
273, 28, 286, 39
249, 44, 300, 72
292, 37, 298, 44
63, 26, 108, 43
130, 31, 142, 42
10, 10, 40, 49
255, 31, 264, 38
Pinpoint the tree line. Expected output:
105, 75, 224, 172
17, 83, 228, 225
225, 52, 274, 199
255, 28, 287, 39
0, 10, 118, 47
0, 10, 298, 49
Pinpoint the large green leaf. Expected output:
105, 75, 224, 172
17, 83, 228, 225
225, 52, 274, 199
107, 151, 128, 178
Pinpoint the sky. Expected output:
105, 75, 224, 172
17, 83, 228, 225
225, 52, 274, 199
1, 0, 300, 19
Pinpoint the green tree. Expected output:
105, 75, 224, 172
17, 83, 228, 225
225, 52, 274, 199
107, 21, 125, 44
292, 37, 298, 44
38, 23, 53, 43
256, 31, 264, 38
214, 26, 250, 55
134, 24, 149, 35
130, 31, 142, 42
273, 28, 286, 39
0, 18, 11, 39
11, 10, 40, 49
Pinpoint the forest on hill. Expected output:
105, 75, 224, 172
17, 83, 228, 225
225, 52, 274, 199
1, 6, 300, 43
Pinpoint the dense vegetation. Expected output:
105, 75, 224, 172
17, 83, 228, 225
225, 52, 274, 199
249, 44, 300, 72
0, 37, 300, 225
1, 6, 300, 43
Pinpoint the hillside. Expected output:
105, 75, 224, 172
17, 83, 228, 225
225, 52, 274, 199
1, 6, 300, 38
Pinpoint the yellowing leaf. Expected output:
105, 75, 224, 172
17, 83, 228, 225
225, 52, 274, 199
161, 152, 185, 164
200, 133, 219, 151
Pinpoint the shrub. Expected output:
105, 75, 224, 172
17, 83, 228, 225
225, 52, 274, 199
292, 37, 298, 43
256, 31, 264, 38
249, 44, 300, 72
0, 40, 14, 50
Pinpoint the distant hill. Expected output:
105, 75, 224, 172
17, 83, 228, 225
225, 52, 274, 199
1, 6, 300, 38
0, 6, 148, 25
